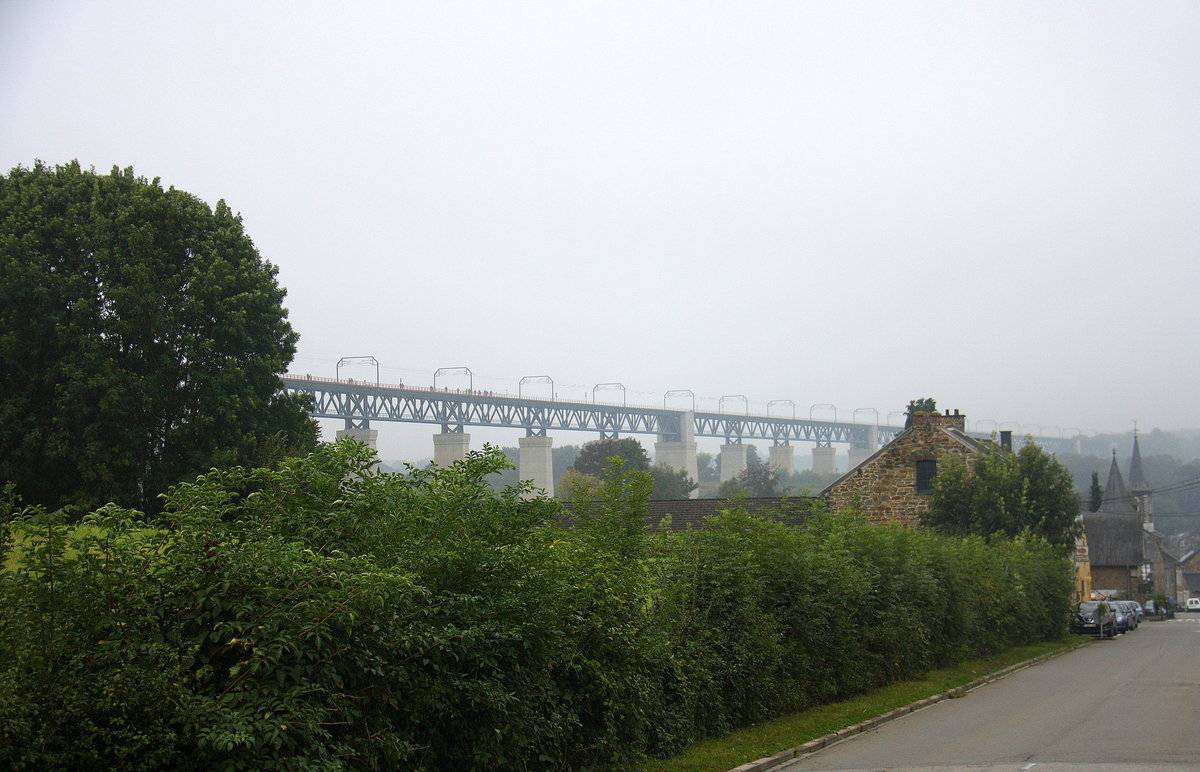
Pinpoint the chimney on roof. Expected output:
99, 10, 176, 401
1000, 430, 1013, 450
909, 409, 967, 432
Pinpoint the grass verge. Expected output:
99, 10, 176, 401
643, 637, 1087, 772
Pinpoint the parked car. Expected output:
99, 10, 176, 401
1109, 600, 1137, 630
1129, 601, 1144, 623
1187, 597, 1200, 612
1109, 602, 1133, 633
1071, 601, 1116, 637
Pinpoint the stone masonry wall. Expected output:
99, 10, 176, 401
824, 412, 975, 528
1090, 565, 1140, 601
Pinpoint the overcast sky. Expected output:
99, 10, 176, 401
3, 1, 1198, 462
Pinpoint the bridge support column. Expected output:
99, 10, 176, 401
433, 432, 471, 466
654, 441, 699, 497
337, 427, 380, 475
812, 446, 837, 475
720, 443, 748, 482
846, 424, 878, 470
768, 445, 795, 475
655, 410, 698, 498
518, 435, 554, 498
847, 448, 873, 470
337, 427, 378, 450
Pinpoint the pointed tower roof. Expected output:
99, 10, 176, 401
1129, 431, 1151, 493
1098, 450, 1137, 514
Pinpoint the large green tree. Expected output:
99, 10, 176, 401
0, 161, 316, 513
571, 438, 652, 477
923, 441, 1081, 552
570, 438, 696, 499
717, 446, 783, 497
648, 464, 698, 499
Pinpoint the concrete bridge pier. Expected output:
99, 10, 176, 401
337, 427, 380, 475
844, 446, 873, 470
768, 444, 795, 475
337, 427, 379, 449
433, 432, 471, 466
720, 442, 748, 482
847, 448, 873, 469
847, 424, 879, 469
518, 435, 554, 498
654, 411, 699, 498
812, 445, 837, 475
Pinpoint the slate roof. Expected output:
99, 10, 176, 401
1184, 573, 1200, 593
1129, 432, 1151, 493
646, 497, 817, 530
1081, 511, 1143, 566
1098, 452, 1137, 514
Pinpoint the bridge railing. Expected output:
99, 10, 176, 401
287, 374, 719, 412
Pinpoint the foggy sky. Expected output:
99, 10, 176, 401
3, 1, 1198, 462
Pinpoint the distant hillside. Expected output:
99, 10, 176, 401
1075, 427, 1200, 462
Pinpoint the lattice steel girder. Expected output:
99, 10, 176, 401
284, 377, 686, 440
692, 412, 897, 446
284, 377, 912, 447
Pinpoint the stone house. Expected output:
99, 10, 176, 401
820, 410, 983, 527
819, 409, 1097, 600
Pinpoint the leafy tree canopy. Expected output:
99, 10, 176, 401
649, 463, 698, 499
571, 438, 697, 499
571, 438, 650, 477
923, 441, 1081, 552
717, 445, 783, 498
905, 397, 937, 427
557, 467, 603, 499
0, 161, 317, 513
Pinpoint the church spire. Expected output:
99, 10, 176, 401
1127, 427, 1154, 530
1129, 428, 1150, 493
1098, 449, 1136, 514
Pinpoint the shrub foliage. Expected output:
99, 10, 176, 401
0, 443, 1072, 770
924, 440, 1081, 552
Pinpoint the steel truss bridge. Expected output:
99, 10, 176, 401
282, 376, 913, 449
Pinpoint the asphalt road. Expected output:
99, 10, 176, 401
775, 614, 1200, 772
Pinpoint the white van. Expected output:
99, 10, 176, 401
1187, 597, 1200, 612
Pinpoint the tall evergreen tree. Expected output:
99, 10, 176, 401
1089, 471, 1104, 511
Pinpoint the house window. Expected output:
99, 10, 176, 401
915, 460, 937, 494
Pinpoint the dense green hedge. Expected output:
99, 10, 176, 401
0, 443, 1072, 770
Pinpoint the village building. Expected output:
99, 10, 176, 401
1177, 548, 1200, 604
819, 409, 1093, 600
1080, 432, 1180, 604
645, 412, 1184, 609
820, 409, 983, 528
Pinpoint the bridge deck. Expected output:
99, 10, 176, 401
282, 375, 905, 446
